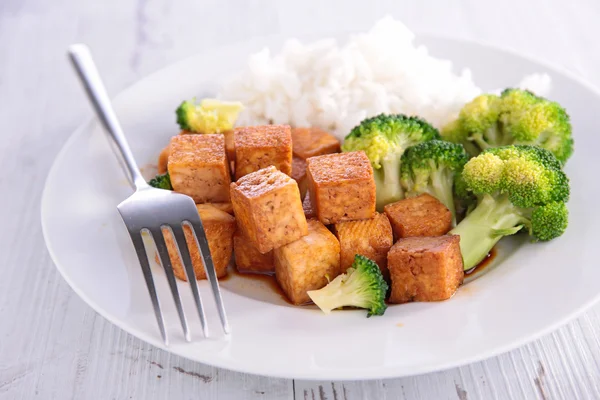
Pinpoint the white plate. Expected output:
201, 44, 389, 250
42, 33, 600, 380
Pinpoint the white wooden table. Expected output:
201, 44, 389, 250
2, 0, 600, 398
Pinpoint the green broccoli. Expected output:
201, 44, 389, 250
400, 140, 469, 224
342, 114, 440, 210
449, 145, 569, 270
176, 98, 243, 133
307, 254, 388, 317
148, 172, 172, 190
441, 89, 573, 164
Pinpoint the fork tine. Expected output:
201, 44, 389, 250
170, 225, 209, 338
185, 220, 231, 334
149, 227, 191, 342
128, 230, 169, 346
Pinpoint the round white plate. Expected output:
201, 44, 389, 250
42, 33, 600, 380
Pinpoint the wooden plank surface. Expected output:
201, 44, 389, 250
1, 0, 600, 398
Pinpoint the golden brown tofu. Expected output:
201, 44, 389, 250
302, 191, 315, 219
291, 127, 341, 159
230, 166, 308, 254
168, 134, 231, 203
233, 231, 274, 273
274, 219, 341, 305
210, 202, 234, 215
162, 204, 235, 281
384, 193, 452, 239
234, 125, 292, 180
334, 212, 393, 275
387, 235, 463, 303
306, 151, 376, 225
222, 130, 236, 163
291, 156, 308, 200
158, 144, 170, 174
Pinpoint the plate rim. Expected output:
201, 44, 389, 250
41, 32, 600, 380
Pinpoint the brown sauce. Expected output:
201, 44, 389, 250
465, 247, 497, 275
222, 267, 293, 304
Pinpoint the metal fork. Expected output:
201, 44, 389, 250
68, 44, 230, 345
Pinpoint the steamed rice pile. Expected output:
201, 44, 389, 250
219, 16, 551, 140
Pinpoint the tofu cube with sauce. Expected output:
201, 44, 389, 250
233, 231, 274, 274
210, 202, 234, 215
291, 127, 341, 159
291, 156, 308, 200
222, 130, 236, 163
168, 134, 231, 203
274, 219, 341, 305
334, 212, 393, 275
230, 166, 308, 254
302, 191, 315, 219
306, 151, 376, 225
162, 204, 236, 281
234, 125, 292, 180
387, 235, 463, 303
384, 193, 452, 239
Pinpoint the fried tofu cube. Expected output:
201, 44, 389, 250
274, 219, 341, 305
210, 202, 234, 215
222, 130, 236, 163
302, 191, 315, 219
306, 151, 376, 225
387, 235, 463, 303
291, 127, 341, 159
383, 193, 452, 239
168, 134, 231, 203
334, 212, 393, 275
230, 166, 308, 253
233, 231, 274, 273
291, 156, 308, 200
234, 125, 292, 180
157, 144, 170, 174
162, 204, 235, 281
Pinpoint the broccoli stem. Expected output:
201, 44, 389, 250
308, 269, 373, 313
430, 167, 457, 225
450, 194, 526, 270
375, 155, 404, 210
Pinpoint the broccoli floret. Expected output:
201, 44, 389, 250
441, 89, 573, 164
450, 145, 570, 270
342, 114, 440, 210
176, 98, 243, 133
400, 140, 469, 224
148, 172, 172, 190
307, 254, 388, 317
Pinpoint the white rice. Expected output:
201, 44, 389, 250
219, 16, 552, 140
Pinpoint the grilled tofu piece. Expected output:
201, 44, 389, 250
306, 151, 376, 225
157, 144, 170, 174
384, 193, 452, 239
291, 156, 308, 200
233, 231, 274, 273
334, 212, 393, 275
168, 134, 231, 203
234, 125, 292, 179
274, 219, 341, 305
162, 204, 235, 281
210, 202, 234, 215
222, 130, 236, 163
291, 127, 340, 159
302, 191, 315, 219
223, 129, 236, 175
387, 235, 463, 303
230, 166, 308, 253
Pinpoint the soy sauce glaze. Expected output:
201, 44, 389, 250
465, 247, 497, 275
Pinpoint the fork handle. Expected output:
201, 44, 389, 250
68, 44, 148, 189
